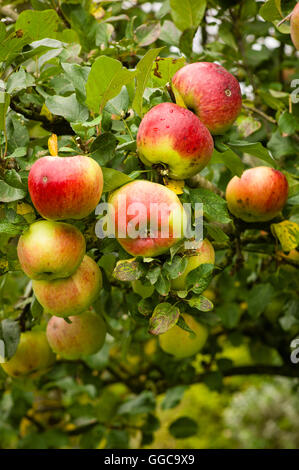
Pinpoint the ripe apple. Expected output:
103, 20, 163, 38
226, 167, 288, 222
108, 180, 187, 257
17, 220, 86, 280
132, 280, 155, 298
137, 103, 214, 180
171, 239, 215, 291
46, 311, 106, 360
32, 255, 102, 317
172, 62, 242, 135
291, 3, 299, 50
1, 331, 55, 378
28, 155, 103, 220
158, 313, 208, 359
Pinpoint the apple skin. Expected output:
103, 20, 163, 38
171, 239, 215, 291
226, 167, 288, 222
172, 62, 242, 135
17, 220, 86, 280
291, 3, 299, 50
32, 255, 102, 317
137, 103, 214, 180
46, 311, 106, 360
132, 280, 155, 298
108, 180, 187, 257
28, 155, 103, 220
1, 331, 55, 378
159, 313, 208, 359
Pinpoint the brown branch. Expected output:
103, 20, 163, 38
242, 104, 276, 124
187, 174, 225, 198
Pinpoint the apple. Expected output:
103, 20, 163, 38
17, 220, 86, 280
132, 280, 155, 298
1, 331, 55, 378
136, 102, 213, 180
46, 311, 106, 360
226, 167, 288, 222
158, 313, 208, 359
28, 155, 103, 220
108, 180, 187, 257
172, 62, 242, 135
171, 239, 215, 291
32, 255, 102, 317
291, 3, 299, 50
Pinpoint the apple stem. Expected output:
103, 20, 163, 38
166, 82, 176, 104
277, 12, 292, 27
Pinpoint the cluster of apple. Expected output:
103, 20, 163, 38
2, 155, 107, 378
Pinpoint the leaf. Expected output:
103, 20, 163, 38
187, 295, 214, 312
90, 133, 117, 166
189, 188, 231, 224
169, 417, 198, 438
163, 256, 188, 279
105, 86, 129, 116
15, 9, 60, 41
271, 220, 299, 251
61, 63, 90, 104
6, 69, 35, 95
235, 115, 262, 138
0, 222, 23, 236
45, 94, 89, 123
85, 56, 137, 114
160, 20, 181, 46
118, 391, 155, 415
48, 134, 58, 156
113, 259, 143, 282
134, 22, 161, 47
0, 181, 26, 202
0, 92, 10, 132
205, 223, 229, 242
278, 112, 299, 136
248, 284, 275, 319
149, 302, 180, 335
227, 140, 275, 166
0, 320, 20, 362
170, 0, 207, 31
151, 57, 186, 87
259, 0, 282, 22
186, 263, 214, 294
218, 303, 240, 328
203, 371, 223, 391
133, 47, 163, 118
6, 111, 29, 153
211, 148, 244, 177
101, 168, 132, 193
154, 272, 170, 296
161, 385, 187, 410
163, 178, 184, 194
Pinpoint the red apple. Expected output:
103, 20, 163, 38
137, 103, 213, 180
17, 220, 85, 280
46, 311, 106, 360
32, 255, 102, 317
108, 180, 186, 257
28, 155, 103, 220
226, 167, 289, 222
291, 3, 299, 50
172, 62, 242, 135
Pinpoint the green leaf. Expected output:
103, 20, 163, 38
133, 47, 163, 118
189, 188, 231, 224
186, 263, 214, 294
15, 9, 60, 41
0, 181, 26, 202
61, 63, 90, 104
149, 302, 180, 335
205, 223, 229, 242
278, 112, 299, 136
161, 385, 187, 410
227, 140, 275, 166
211, 148, 244, 177
118, 391, 155, 415
271, 220, 299, 251
0, 92, 10, 132
248, 284, 275, 319
259, 0, 282, 22
170, 0, 207, 31
160, 20, 181, 46
154, 272, 170, 296
85, 56, 137, 114
45, 94, 89, 123
6, 111, 29, 153
0, 319, 20, 362
0, 221, 23, 236
187, 295, 214, 312
134, 22, 161, 47
6, 69, 35, 95
102, 167, 132, 193
163, 256, 188, 279
218, 303, 240, 328
105, 86, 129, 116
113, 259, 143, 282
90, 133, 117, 166
169, 417, 198, 438
203, 371, 223, 391
151, 57, 186, 87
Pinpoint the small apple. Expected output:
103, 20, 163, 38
132, 280, 155, 298
159, 313, 208, 359
291, 3, 299, 50
171, 239, 215, 291
46, 311, 106, 360
226, 167, 288, 222
108, 180, 186, 257
32, 255, 102, 317
1, 331, 55, 378
28, 155, 103, 220
17, 220, 86, 280
137, 103, 214, 180
172, 62, 242, 135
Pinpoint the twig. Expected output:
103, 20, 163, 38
187, 174, 225, 198
242, 104, 276, 124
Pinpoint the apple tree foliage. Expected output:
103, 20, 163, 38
0, 0, 299, 449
